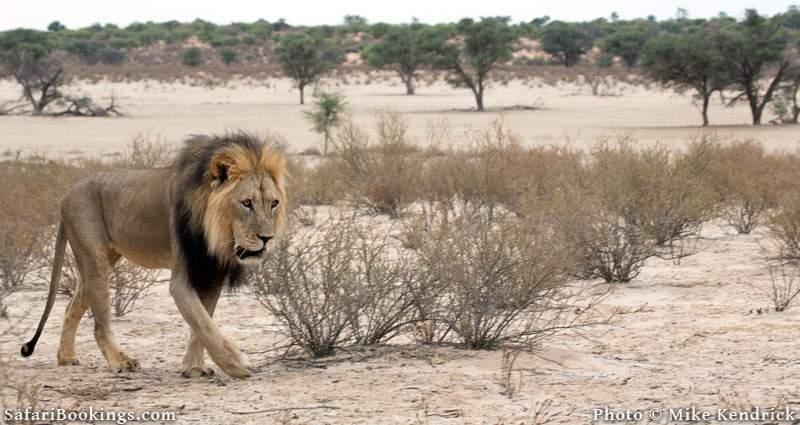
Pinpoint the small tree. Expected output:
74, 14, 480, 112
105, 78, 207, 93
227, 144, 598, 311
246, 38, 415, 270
0, 29, 63, 115
602, 22, 655, 69
420, 17, 515, 111
47, 21, 66, 32
363, 25, 425, 94
642, 30, 730, 126
304, 92, 346, 155
540, 21, 593, 67
182, 47, 202, 66
275, 32, 344, 104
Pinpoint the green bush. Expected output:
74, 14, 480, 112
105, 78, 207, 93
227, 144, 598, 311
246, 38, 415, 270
182, 47, 202, 67
99, 48, 126, 65
219, 47, 236, 64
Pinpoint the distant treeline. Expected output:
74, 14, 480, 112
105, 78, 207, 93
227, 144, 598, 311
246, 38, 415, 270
1, 8, 797, 67
2, 8, 800, 124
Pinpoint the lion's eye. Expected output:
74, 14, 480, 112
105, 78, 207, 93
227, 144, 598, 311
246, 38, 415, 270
271, 199, 279, 209
241, 199, 253, 209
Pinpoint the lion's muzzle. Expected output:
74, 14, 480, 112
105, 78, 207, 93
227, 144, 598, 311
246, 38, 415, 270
234, 235, 273, 264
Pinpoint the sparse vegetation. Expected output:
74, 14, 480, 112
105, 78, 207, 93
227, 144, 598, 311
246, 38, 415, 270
706, 140, 778, 234
304, 92, 347, 155
332, 113, 421, 218
109, 259, 165, 317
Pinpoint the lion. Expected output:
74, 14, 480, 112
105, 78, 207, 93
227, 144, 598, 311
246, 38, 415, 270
20, 133, 286, 379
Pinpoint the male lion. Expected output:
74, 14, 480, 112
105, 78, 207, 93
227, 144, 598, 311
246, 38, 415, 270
20, 134, 286, 379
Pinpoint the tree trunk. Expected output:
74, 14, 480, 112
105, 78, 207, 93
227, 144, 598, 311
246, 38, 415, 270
747, 62, 788, 126
323, 130, 330, 156
752, 105, 763, 125
397, 70, 416, 95
701, 92, 710, 127
791, 82, 800, 124
299, 84, 305, 105
405, 78, 415, 95
473, 88, 484, 111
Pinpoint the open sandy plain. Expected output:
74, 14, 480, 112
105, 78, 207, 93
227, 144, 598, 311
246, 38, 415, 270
1, 76, 800, 424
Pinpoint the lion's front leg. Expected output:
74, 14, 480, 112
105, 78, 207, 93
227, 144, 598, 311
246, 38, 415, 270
181, 285, 222, 378
169, 268, 251, 379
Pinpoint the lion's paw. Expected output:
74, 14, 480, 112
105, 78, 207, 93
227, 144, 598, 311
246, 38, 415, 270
110, 357, 140, 373
181, 366, 216, 379
57, 356, 81, 366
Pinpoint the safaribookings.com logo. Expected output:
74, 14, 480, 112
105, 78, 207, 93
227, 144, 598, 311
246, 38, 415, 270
4, 407, 177, 424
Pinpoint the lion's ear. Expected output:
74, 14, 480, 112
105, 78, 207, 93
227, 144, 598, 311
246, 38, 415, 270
210, 153, 233, 183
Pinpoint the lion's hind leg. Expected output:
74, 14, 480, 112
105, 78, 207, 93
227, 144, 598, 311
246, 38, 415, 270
57, 279, 88, 366
63, 209, 139, 373
58, 251, 122, 367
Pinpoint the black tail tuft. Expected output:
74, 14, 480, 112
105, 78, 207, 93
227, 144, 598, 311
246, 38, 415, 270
20, 342, 35, 357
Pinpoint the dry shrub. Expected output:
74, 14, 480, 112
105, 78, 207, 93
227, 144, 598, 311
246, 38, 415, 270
251, 219, 351, 357
552, 141, 716, 283
767, 152, 800, 262
766, 264, 800, 312
769, 191, 800, 262
420, 118, 581, 216
114, 132, 174, 168
623, 140, 718, 248
251, 214, 425, 356
335, 219, 427, 345
413, 210, 599, 349
284, 155, 341, 206
332, 112, 421, 218
0, 158, 88, 316
109, 259, 165, 317
764, 156, 800, 311
706, 140, 779, 234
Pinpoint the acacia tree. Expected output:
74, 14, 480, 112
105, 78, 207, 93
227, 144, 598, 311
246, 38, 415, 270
540, 21, 593, 67
0, 29, 64, 114
714, 10, 792, 125
363, 25, 425, 94
275, 32, 344, 104
602, 22, 656, 69
419, 17, 515, 111
642, 30, 730, 126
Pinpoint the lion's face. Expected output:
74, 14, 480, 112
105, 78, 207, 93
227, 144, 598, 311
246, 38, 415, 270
203, 145, 286, 266
228, 173, 282, 265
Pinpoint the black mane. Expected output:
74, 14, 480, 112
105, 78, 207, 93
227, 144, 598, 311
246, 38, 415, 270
171, 134, 266, 293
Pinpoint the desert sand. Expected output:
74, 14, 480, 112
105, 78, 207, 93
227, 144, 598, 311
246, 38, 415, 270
2, 222, 799, 424
2, 77, 800, 424
1, 76, 799, 157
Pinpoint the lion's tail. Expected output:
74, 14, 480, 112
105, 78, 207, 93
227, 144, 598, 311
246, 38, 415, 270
21, 222, 67, 358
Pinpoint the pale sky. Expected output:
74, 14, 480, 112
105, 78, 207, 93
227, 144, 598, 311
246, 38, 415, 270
1, 0, 795, 31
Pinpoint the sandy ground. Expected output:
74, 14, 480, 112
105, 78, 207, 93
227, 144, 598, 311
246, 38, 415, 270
2, 223, 800, 424
3, 77, 800, 424
1, 76, 799, 158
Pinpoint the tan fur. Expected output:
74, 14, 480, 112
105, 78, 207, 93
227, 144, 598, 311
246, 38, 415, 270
22, 136, 286, 379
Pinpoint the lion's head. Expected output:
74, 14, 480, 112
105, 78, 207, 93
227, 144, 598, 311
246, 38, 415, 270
174, 134, 286, 272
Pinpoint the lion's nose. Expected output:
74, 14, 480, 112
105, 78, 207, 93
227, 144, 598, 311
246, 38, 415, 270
258, 235, 273, 246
